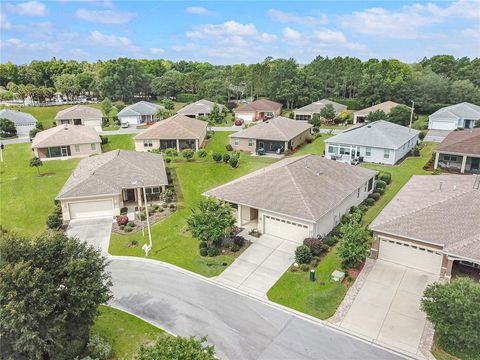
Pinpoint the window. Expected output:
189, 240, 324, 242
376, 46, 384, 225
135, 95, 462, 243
328, 146, 335, 154
383, 149, 390, 159
443, 154, 458, 162
75, 144, 80, 152
368, 177, 374, 191
234, 139, 239, 146
144, 140, 153, 147
295, 114, 311, 121
365, 147, 372, 157
145, 187, 161, 194
248, 138, 253, 146
357, 188, 360, 198
91, 143, 96, 150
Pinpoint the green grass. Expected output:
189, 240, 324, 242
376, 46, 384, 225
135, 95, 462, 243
293, 134, 332, 156
102, 134, 135, 152
91, 306, 163, 360
412, 115, 429, 130
267, 248, 350, 319
205, 131, 232, 154
431, 338, 479, 360
0, 143, 79, 235
361, 142, 436, 224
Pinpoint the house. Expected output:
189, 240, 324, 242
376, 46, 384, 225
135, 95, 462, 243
234, 99, 282, 123
325, 120, 420, 165
134, 114, 208, 152
293, 99, 347, 121
428, 102, 480, 130
434, 128, 480, 174
229, 116, 312, 154
205, 155, 377, 243
55, 105, 103, 131
353, 101, 400, 124
0, 109, 37, 136
56, 150, 168, 220
177, 99, 225, 118
117, 101, 163, 126
370, 175, 480, 279
32, 124, 101, 160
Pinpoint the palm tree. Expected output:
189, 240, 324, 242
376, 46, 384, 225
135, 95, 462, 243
29, 157, 43, 176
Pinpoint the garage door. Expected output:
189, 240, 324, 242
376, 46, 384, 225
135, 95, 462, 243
379, 238, 443, 274
264, 215, 310, 243
69, 199, 114, 219
237, 114, 253, 122
430, 121, 456, 131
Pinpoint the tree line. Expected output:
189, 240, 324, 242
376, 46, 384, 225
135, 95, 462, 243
1, 55, 479, 113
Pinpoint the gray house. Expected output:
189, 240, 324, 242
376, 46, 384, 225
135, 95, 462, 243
0, 109, 37, 136
177, 100, 225, 118
293, 99, 347, 121
117, 101, 164, 126
428, 102, 480, 130
325, 120, 419, 165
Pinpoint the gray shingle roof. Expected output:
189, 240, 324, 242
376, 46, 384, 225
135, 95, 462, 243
325, 120, 419, 149
429, 102, 480, 120
56, 150, 168, 200
117, 101, 163, 117
205, 155, 377, 222
177, 100, 224, 116
295, 99, 347, 114
134, 114, 207, 140
370, 175, 480, 261
354, 101, 401, 116
55, 105, 102, 120
32, 124, 101, 148
0, 109, 37, 125
230, 116, 312, 141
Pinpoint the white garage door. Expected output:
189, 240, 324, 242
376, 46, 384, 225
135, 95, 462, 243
264, 214, 310, 243
430, 120, 456, 130
379, 238, 443, 274
237, 113, 253, 122
69, 199, 114, 219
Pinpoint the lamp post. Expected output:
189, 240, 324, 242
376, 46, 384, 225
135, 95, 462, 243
132, 179, 152, 248
409, 100, 415, 129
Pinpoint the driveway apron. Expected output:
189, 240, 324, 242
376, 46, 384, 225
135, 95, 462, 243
66, 217, 113, 254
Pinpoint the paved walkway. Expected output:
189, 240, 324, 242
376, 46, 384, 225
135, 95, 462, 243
424, 129, 451, 142
66, 217, 113, 254
215, 232, 297, 297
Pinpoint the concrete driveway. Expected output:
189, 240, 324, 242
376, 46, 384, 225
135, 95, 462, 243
215, 234, 297, 297
66, 217, 113, 254
424, 129, 451, 142
339, 260, 438, 356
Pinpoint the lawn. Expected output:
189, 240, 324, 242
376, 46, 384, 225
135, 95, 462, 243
102, 134, 135, 152
0, 143, 79, 236
293, 134, 332, 156
91, 305, 163, 360
361, 142, 436, 224
412, 114, 429, 130
267, 248, 350, 320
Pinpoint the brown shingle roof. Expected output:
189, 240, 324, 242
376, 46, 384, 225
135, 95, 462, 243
32, 124, 101, 148
55, 105, 102, 120
235, 99, 282, 113
134, 114, 208, 140
230, 116, 312, 141
354, 101, 401, 116
436, 128, 480, 156
205, 155, 377, 222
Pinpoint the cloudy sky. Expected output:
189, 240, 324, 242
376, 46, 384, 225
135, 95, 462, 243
1, 0, 479, 64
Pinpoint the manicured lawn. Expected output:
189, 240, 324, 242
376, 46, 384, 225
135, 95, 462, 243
91, 305, 163, 360
431, 338, 479, 360
0, 143, 79, 235
267, 248, 350, 320
204, 131, 232, 154
412, 114, 429, 130
361, 142, 436, 224
101, 134, 135, 152
293, 134, 332, 156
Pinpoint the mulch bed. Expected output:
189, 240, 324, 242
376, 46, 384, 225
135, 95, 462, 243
112, 205, 176, 235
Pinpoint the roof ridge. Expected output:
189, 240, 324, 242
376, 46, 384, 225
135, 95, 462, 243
172, 115, 197, 137
285, 162, 316, 221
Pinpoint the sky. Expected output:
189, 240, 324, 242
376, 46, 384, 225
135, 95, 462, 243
0, 0, 479, 65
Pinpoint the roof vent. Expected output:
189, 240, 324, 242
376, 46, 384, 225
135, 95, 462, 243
453, 185, 457, 191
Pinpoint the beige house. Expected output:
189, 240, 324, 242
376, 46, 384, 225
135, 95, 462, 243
370, 175, 480, 279
293, 99, 347, 121
205, 155, 377, 243
353, 101, 400, 124
134, 114, 208, 152
56, 150, 168, 221
55, 105, 103, 131
234, 99, 282, 123
434, 128, 480, 173
229, 116, 312, 154
32, 124, 101, 160
177, 99, 225, 118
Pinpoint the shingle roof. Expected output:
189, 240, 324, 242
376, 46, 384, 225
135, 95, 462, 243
56, 150, 168, 200
55, 105, 102, 120
177, 100, 224, 116
436, 128, 480, 155
0, 109, 37, 125
429, 102, 480, 121
134, 114, 208, 140
370, 175, 480, 261
325, 120, 419, 149
117, 101, 163, 117
32, 124, 101, 148
354, 101, 401, 116
205, 155, 377, 222
295, 99, 347, 114
230, 116, 312, 141
235, 99, 282, 113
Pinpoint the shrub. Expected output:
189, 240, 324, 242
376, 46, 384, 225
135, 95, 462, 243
311, 256, 320, 267
232, 236, 245, 247
200, 247, 208, 257
228, 156, 238, 168
197, 149, 207, 157
433, 168, 442, 175
369, 192, 381, 201
124, 226, 133, 232
176, 93, 199, 103
164, 157, 172, 163
139, 212, 146, 221
169, 203, 176, 209
161, 188, 175, 203
312, 126, 320, 133
419, 130, 427, 140
295, 245, 312, 264
376, 187, 385, 195
182, 148, 195, 161
46, 213, 62, 229
230, 244, 240, 252
284, 149, 292, 156
120, 207, 128, 215
199, 241, 208, 249
303, 237, 326, 256
299, 264, 310, 272
378, 172, 392, 185
349, 206, 358, 214
337, 221, 372, 269
164, 148, 178, 157
116, 215, 128, 226
375, 180, 387, 189
225, 144, 233, 151
364, 198, 375, 206
87, 335, 112, 360
306, 137, 313, 144
212, 152, 222, 163
127, 221, 135, 227
207, 247, 220, 257
222, 153, 230, 163
119, 225, 125, 230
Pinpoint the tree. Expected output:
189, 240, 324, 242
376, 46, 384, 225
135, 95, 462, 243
0, 118, 17, 137
0, 231, 112, 359
136, 334, 215, 360
187, 198, 235, 245
366, 109, 387, 122
151, 70, 185, 98
319, 104, 336, 123
208, 104, 224, 124
54, 73, 80, 100
29, 156, 43, 175
308, 114, 321, 127
101, 97, 113, 118
421, 278, 480, 355
182, 148, 195, 161
387, 104, 412, 126
336, 216, 371, 269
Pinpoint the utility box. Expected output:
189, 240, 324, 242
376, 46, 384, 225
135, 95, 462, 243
331, 270, 345, 282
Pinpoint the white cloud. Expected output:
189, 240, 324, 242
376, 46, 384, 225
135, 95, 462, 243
461, 27, 480, 38
5, 1, 48, 17
171, 43, 198, 52
70, 48, 89, 57
186, 6, 215, 16
267, 9, 328, 26
149, 47, 165, 55
76, 8, 136, 25
186, 20, 276, 42
0, 13, 12, 29
283, 27, 302, 41
89, 30, 139, 51
0, 37, 56, 50
314, 29, 347, 43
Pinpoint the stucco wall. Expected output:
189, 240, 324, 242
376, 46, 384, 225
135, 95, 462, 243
291, 130, 311, 149
135, 139, 161, 152
230, 137, 256, 152
34, 142, 101, 159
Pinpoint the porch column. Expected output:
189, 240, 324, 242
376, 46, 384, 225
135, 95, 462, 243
176, 139, 180, 152
460, 155, 467, 173
136, 188, 143, 207
444, 257, 454, 280
434, 152, 440, 169
284, 141, 289, 151
236, 206, 242, 227
195, 139, 199, 152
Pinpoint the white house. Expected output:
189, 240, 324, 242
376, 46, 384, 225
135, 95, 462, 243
428, 102, 480, 130
325, 120, 420, 165
293, 99, 347, 121
0, 109, 37, 136
117, 101, 163, 126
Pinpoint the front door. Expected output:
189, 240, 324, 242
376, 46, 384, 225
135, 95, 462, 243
73, 119, 82, 125
61, 146, 69, 157
125, 189, 136, 201
471, 157, 480, 171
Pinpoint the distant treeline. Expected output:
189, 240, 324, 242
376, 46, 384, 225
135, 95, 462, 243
0, 55, 479, 113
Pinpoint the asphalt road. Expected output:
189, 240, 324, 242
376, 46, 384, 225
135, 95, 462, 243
108, 257, 404, 360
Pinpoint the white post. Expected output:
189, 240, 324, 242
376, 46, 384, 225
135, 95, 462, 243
0, 145, 3, 162
409, 101, 415, 128
176, 139, 180, 152
434, 152, 440, 169
142, 185, 152, 248
460, 155, 467, 173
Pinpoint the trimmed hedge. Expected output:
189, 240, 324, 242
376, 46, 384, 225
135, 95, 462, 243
176, 93, 199, 103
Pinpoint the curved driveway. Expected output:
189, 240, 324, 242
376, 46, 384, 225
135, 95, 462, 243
108, 257, 404, 360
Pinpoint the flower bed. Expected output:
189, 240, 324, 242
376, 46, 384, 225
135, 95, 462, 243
112, 203, 177, 235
